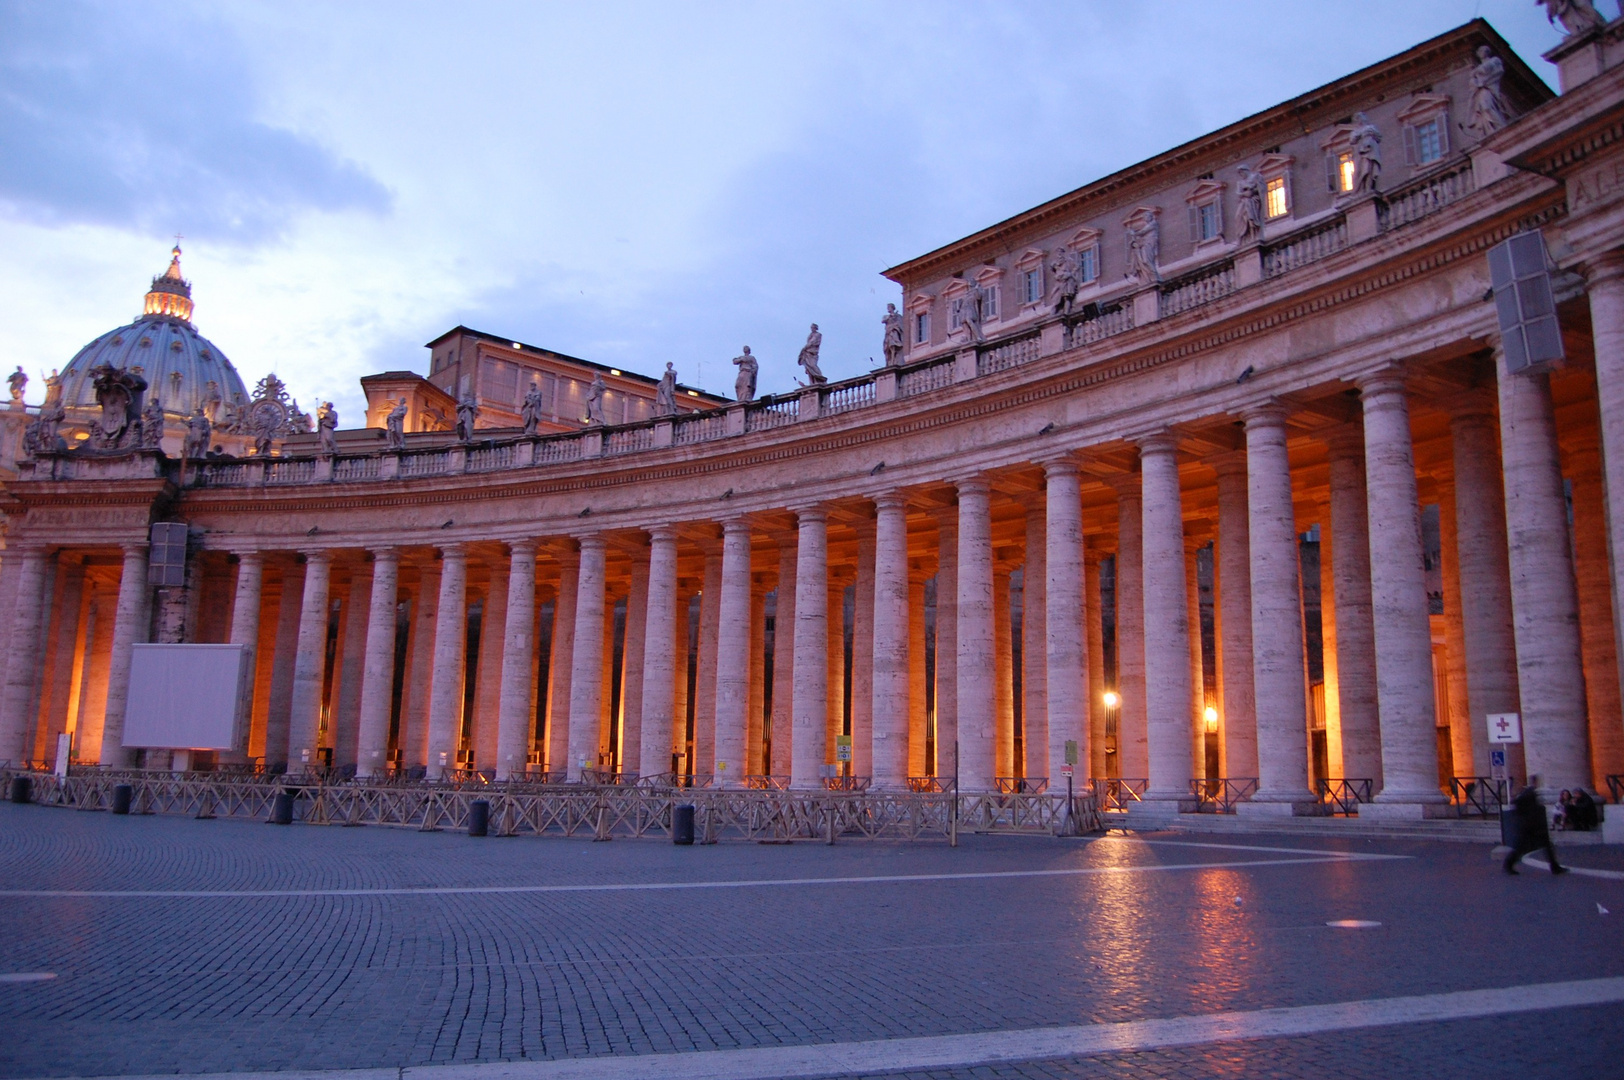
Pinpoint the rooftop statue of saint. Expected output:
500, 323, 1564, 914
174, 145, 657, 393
585, 373, 607, 424
655, 362, 677, 417
184, 406, 211, 459
1349, 112, 1382, 194
141, 395, 165, 449
317, 401, 338, 455
733, 346, 758, 401
8, 366, 25, 404
385, 397, 408, 450
520, 381, 544, 436
1465, 46, 1511, 140
1126, 215, 1160, 284
1540, 0, 1606, 37
882, 304, 905, 367
1235, 164, 1264, 243
455, 391, 480, 442
953, 283, 984, 344
797, 325, 826, 385
1049, 249, 1082, 315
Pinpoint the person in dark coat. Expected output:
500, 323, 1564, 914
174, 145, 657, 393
1504, 780, 1569, 875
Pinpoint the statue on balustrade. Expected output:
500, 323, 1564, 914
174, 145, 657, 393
585, 373, 607, 424
882, 304, 906, 366
1235, 164, 1264, 243
1049, 249, 1082, 316
1125, 212, 1160, 285
42, 370, 60, 408
455, 391, 480, 441
385, 397, 408, 450
201, 379, 222, 423
87, 362, 146, 449
1348, 112, 1382, 195
953, 283, 986, 344
141, 395, 165, 449
317, 402, 338, 455
184, 406, 211, 459
797, 324, 827, 384
1465, 46, 1511, 141
287, 401, 313, 434
7, 366, 26, 405
655, 363, 678, 417
1540, 0, 1606, 36
733, 346, 758, 401
520, 381, 545, 436
23, 403, 63, 457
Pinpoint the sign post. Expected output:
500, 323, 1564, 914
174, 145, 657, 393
1486, 713, 1522, 744
1062, 739, 1080, 836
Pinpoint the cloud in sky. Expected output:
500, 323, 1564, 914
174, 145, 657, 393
0, 0, 1571, 424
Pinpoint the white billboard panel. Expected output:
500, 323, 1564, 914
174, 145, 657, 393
122, 644, 250, 750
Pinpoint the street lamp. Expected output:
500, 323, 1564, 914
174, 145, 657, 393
1102, 690, 1120, 709
1204, 705, 1219, 734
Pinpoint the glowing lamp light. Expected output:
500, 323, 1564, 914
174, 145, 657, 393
609, 369, 622, 376
1102, 690, 1121, 709
687, 390, 699, 397
1204, 705, 1219, 733
510, 342, 522, 349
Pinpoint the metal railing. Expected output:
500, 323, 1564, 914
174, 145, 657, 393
1316, 777, 1374, 816
1188, 777, 1258, 814
977, 333, 1040, 376
906, 776, 955, 793
898, 358, 955, 397
1608, 774, 1622, 804
1262, 216, 1348, 278
1092, 777, 1148, 811
744, 774, 790, 790
994, 776, 1048, 794
822, 774, 872, 792
1161, 261, 1236, 317
1380, 160, 1476, 231
1451, 775, 1510, 818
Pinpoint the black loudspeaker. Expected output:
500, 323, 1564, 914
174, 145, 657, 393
1489, 231, 1565, 374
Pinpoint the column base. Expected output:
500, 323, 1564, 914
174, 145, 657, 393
1358, 800, 1456, 821
1121, 800, 1196, 825
1599, 810, 1623, 846
1236, 799, 1328, 817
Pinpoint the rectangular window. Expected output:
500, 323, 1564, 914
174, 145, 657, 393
1199, 202, 1220, 241
914, 311, 929, 344
1023, 268, 1042, 304
1338, 151, 1356, 193
1266, 176, 1289, 219
1078, 247, 1098, 282
982, 286, 998, 319
1415, 120, 1442, 164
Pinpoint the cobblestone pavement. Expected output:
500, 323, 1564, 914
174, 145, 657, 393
1, 803, 1621, 1079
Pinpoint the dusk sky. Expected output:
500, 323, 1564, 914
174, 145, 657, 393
0, 1, 1580, 423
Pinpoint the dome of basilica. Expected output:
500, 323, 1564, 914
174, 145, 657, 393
57, 247, 249, 422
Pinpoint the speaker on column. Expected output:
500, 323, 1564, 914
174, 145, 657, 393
1489, 230, 1565, 374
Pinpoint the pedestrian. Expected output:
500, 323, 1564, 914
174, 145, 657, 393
1554, 789, 1573, 830
1504, 778, 1569, 875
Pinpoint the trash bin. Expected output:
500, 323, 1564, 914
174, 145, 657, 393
468, 799, 489, 837
673, 803, 695, 845
1500, 807, 1517, 848
9, 776, 31, 804
111, 784, 133, 815
270, 789, 295, 825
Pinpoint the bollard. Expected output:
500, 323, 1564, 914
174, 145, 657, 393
270, 789, 295, 825
673, 803, 695, 845
9, 776, 32, 804
111, 784, 133, 815
468, 799, 489, 837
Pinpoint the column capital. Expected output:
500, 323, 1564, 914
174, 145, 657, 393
788, 503, 828, 524
574, 533, 606, 553
301, 549, 333, 566
367, 547, 399, 566
950, 474, 991, 498
437, 542, 468, 560
870, 490, 909, 513
1040, 457, 1080, 480
1136, 429, 1179, 456
1238, 399, 1289, 428
646, 524, 681, 543
1356, 366, 1409, 400
721, 516, 753, 536
234, 549, 265, 568
1321, 422, 1365, 458
1579, 248, 1624, 286
120, 541, 148, 558
1107, 472, 1142, 497
506, 537, 538, 558
1446, 387, 1498, 425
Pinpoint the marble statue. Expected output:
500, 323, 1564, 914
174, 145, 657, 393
386, 397, 408, 450
43, 370, 61, 407
797, 325, 827, 385
882, 304, 906, 366
520, 381, 544, 436
317, 402, 338, 455
1236, 164, 1264, 242
732, 346, 758, 401
1539, 0, 1606, 36
1465, 46, 1511, 141
24, 404, 63, 457
585, 373, 607, 424
8, 366, 26, 404
1126, 216, 1160, 284
1049, 249, 1082, 315
952, 284, 984, 345
141, 396, 165, 449
184, 406, 211, 459
655, 363, 678, 417
1349, 112, 1382, 194
455, 391, 480, 442
202, 379, 222, 421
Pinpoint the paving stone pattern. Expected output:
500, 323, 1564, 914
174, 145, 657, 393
0, 805, 1621, 1079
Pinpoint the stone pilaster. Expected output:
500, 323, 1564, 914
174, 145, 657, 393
99, 544, 149, 767
0, 546, 51, 765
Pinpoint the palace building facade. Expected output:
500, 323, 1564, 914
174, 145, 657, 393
4, 19, 1624, 817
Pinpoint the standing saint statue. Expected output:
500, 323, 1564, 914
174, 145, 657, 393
1464, 46, 1511, 141
455, 391, 479, 442
141, 395, 165, 449
585, 373, 607, 424
317, 401, 339, 455
43, 369, 61, 407
1048, 249, 1082, 316
655, 362, 678, 417
385, 397, 408, 450
1349, 112, 1382, 194
1539, 0, 1606, 36
732, 346, 758, 401
1126, 216, 1160, 284
952, 283, 984, 344
7, 366, 26, 404
184, 405, 211, 459
1235, 164, 1264, 243
797, 324, 826, 385
882, 304, 906, 367
520, 381, 544, 436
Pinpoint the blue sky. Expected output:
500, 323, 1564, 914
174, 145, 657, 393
0, 0, 1577, 424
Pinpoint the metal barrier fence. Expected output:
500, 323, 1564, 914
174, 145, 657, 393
1188, 777, 1258, 814
1316, 778, 1374, 816
1092, 777, 1148, 812
0, 769, 1101, 842
1451, 776, 1510, 817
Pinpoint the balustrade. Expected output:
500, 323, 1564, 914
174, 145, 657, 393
1161, 261, 1236, 317
744, 397, 798, 432
265, 458, 316, 484
820, 378, 875, 415
1380, 161, 1476, 231
1262, 216, 1349, 278
898, 357, 955, 397
977, 333, 1040, 375
1065, 304, 1134, 348
332, 455, 380, 481
399, 449, 451, 476
673, 411, 728, 445
465, 443, 514, 471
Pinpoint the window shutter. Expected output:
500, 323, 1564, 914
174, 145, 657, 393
1325, 153, 1339, 192
1437, 112, 1451, 157
1402, 125, 1417, 167
1188, 205, 1200, 244
1214, 198, 1224, 237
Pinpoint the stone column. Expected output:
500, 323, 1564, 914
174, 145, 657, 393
956, 477, 996, 791
223, 551, 264, 764
356, 548, 400, 778
1317, 505, 1342, 776
473, 565, 508, 771
0, 546, 51, 764
1212, 456, 1257, 779
1044, 460, 1087, 782
1497, 352, 1590, 796
748, 586, 766, 775
98, 543, 150, 766
1562, 424, 1624, 790
993, 569, 1014, 777
287, 551, 333, 771
694, 545, 722, 778
826, 575, 846, 770
1139, 434, 1193, 802
333, 569, 371, 769
639, 527, 679, 780
790, 507, 828, 789
1325, 427, 1381, 787
672, 591, 692, 773
400, 562, 434, 769
1022, 503, 1048, 779
1450, 399, 1518, 782
771, 536, 796, 778
870, 493, 910, 790
566, 535, 607, 782
1434, 478, 1474, 778
621, 553, 649, 775
851, 522, 876, 779
713, 517, 753, 787
908, 576, 928, 778
426, 544, 468, 780
934, 513, 958, 780
1239, 406, 1314, 810
1113, 477, 1148, 779
1360, 372, 1445, 810
1185, 530, 1206, 779
1085, 551, 1106, 780
495, 541, 537, 780
1582, 253, 1624, 732
546, 551, 578, 774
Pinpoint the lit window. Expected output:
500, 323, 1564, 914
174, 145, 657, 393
1414, 119, 1443, 165
1023, 268, 1042, 304
914, 311, 929, 344
1078, 247, 1098, 283
982, 286, 999, 319
1266, 176, 1289, 218
1337, 151, 1356, 193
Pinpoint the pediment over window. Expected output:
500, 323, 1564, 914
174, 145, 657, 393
907, 292, 934, 314
1122, 205, 1159, 231
1067, 227, 1102, 249
1014, 247, 1047, 271
1255, 152, 1294, 176
1184, 178, 1226, 204
1321, 125, 1357, 153
973, 264, 1005, 285
1396, 93, 1451, 125
941, 278, 970, 301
